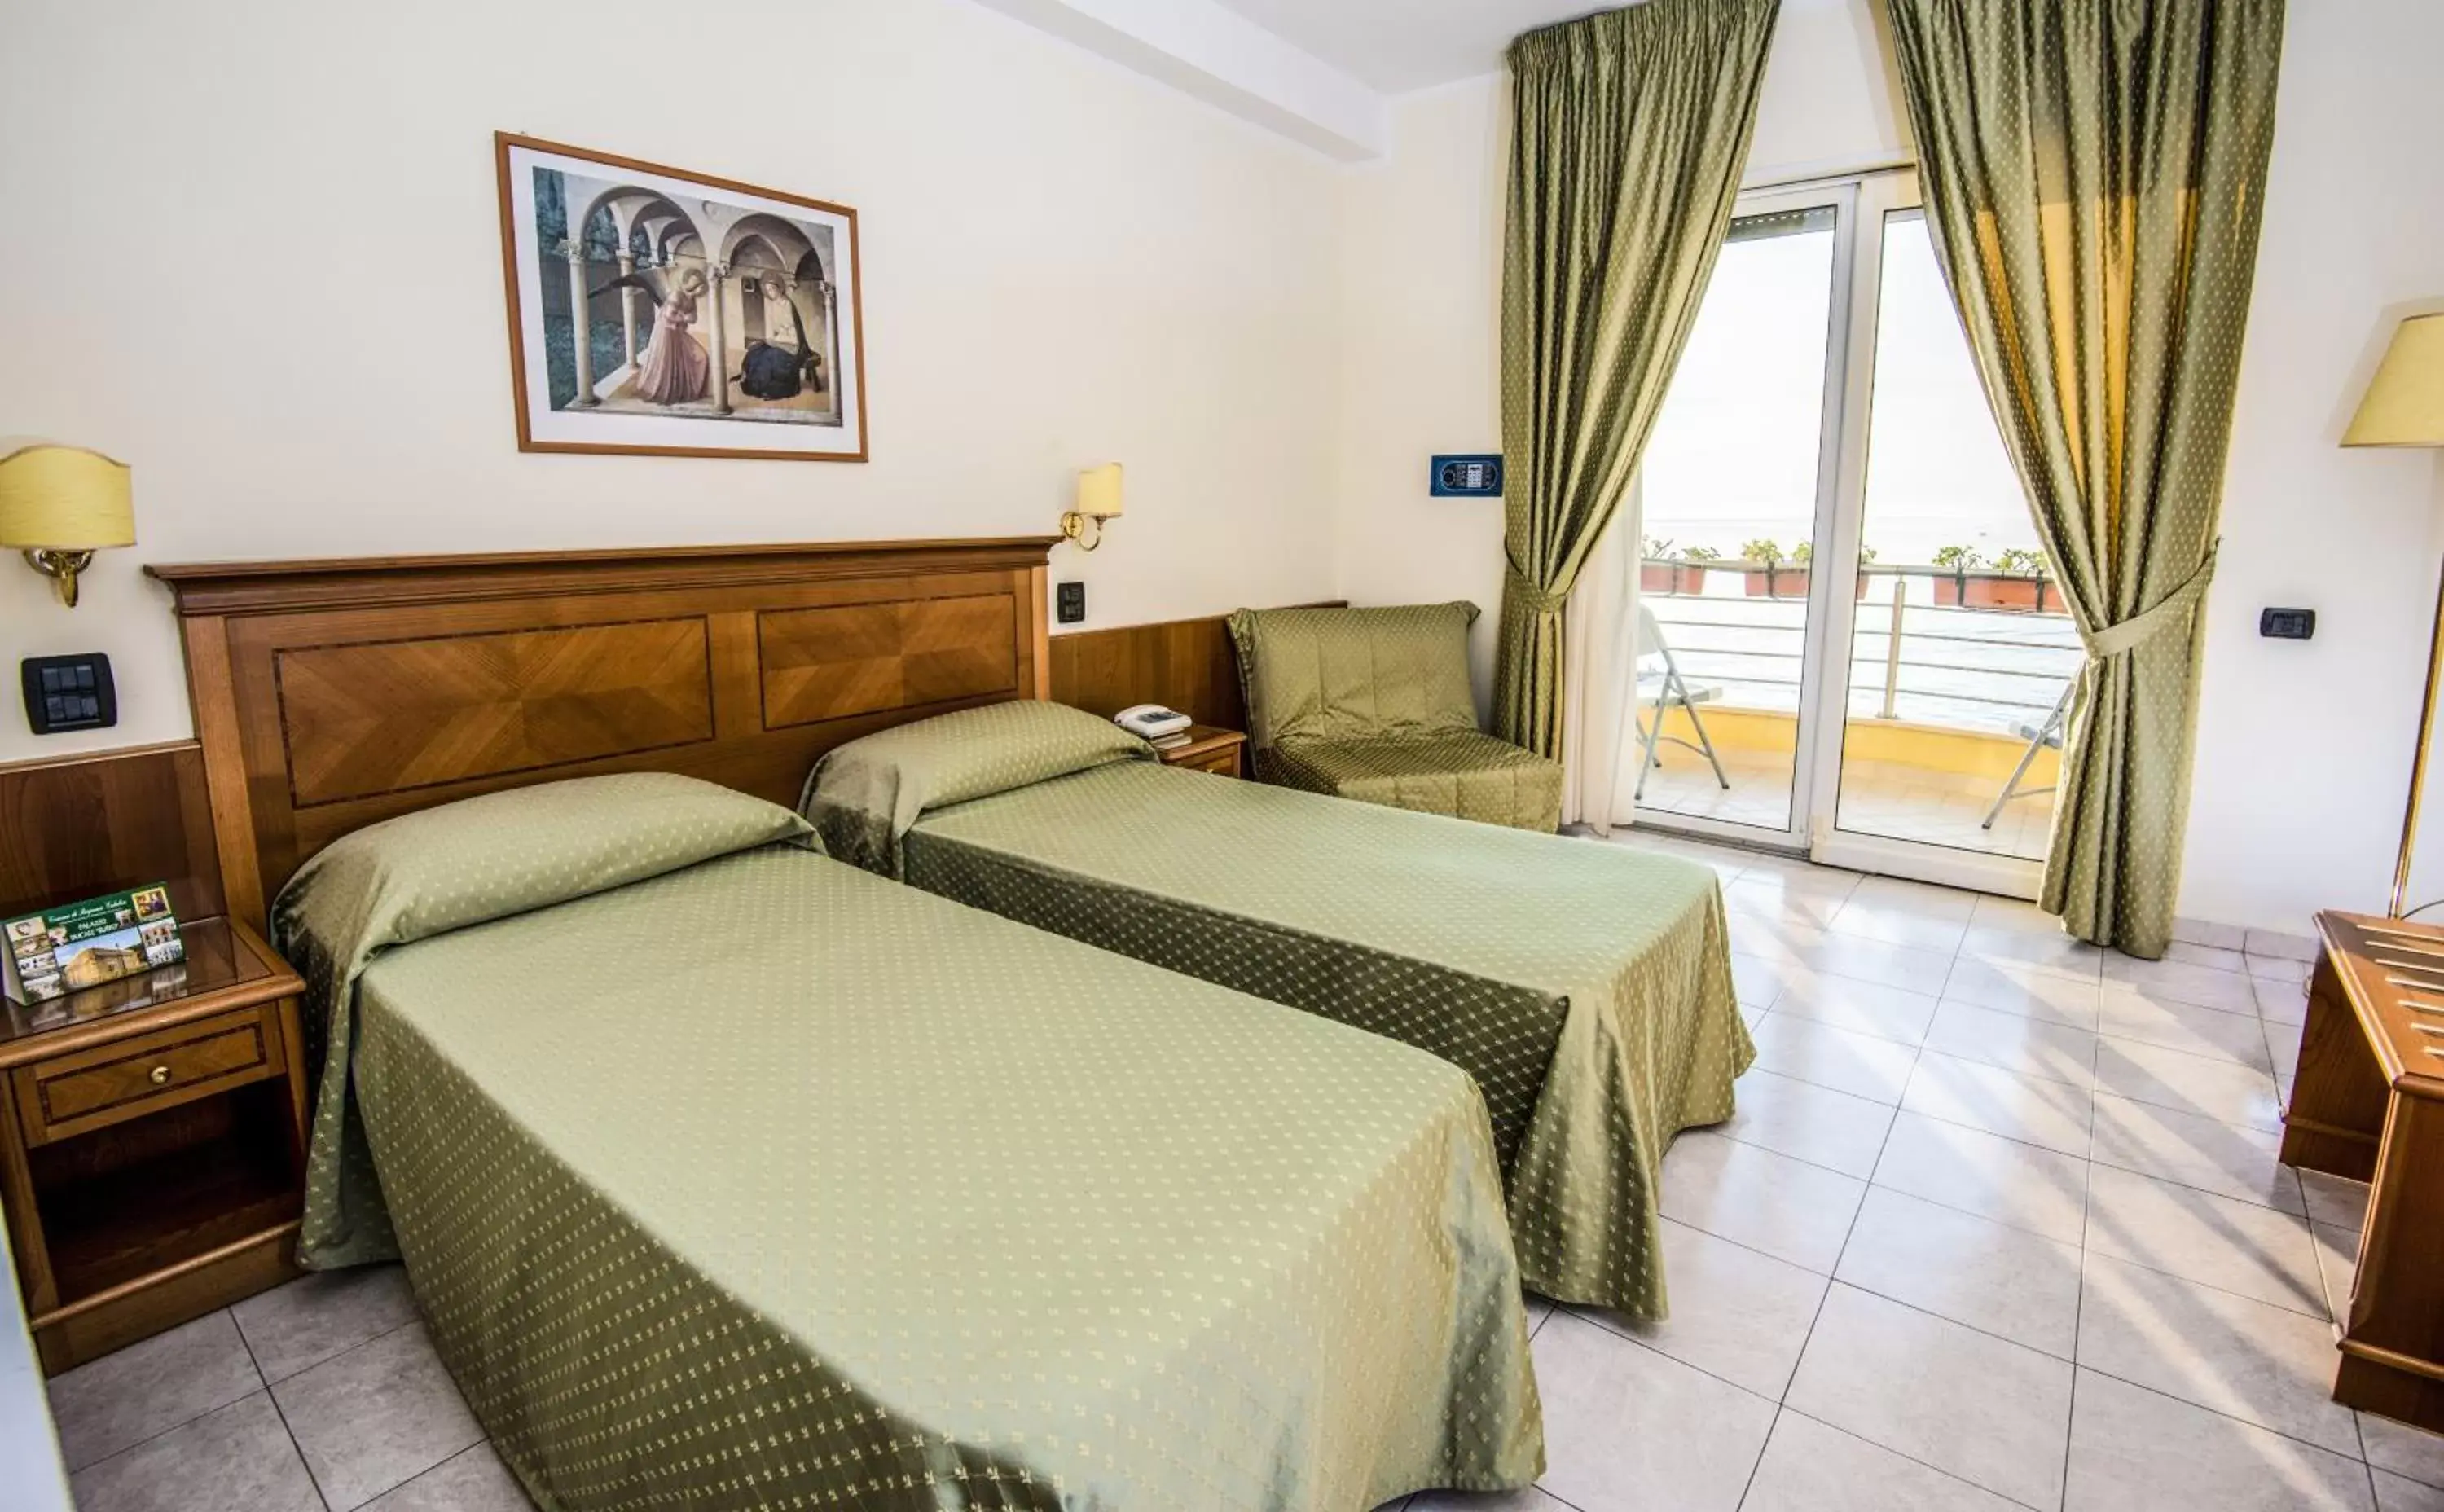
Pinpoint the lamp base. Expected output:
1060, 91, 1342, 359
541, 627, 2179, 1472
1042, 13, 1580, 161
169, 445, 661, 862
20, 547, 95, 608
2390, 550, 2444, 916
1059, 512, 1105, 552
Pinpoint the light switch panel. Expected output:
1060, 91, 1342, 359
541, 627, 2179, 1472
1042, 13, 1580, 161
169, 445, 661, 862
21, 653, 116, 735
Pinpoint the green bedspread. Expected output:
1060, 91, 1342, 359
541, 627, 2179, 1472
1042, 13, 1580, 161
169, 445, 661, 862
886, 761, 1751, 1319
277, 777, 1543, 1510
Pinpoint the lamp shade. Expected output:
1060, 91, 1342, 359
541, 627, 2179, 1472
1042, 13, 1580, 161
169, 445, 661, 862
1075, 463, 1124, 520
0, 446, 135, 548
2345, 314, 2444, 447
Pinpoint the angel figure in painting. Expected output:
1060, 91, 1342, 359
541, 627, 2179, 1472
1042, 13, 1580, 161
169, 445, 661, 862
594, 263, 710, 405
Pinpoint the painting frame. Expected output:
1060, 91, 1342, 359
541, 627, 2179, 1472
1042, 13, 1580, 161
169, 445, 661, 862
493, 131, 869, 463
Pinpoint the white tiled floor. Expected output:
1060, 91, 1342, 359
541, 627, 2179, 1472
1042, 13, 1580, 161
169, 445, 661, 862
42, 831, 2444, 1512
1390, 829, 2434, 1512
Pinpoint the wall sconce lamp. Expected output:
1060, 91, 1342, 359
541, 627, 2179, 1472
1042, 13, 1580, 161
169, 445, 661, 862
1062, 464, 1124, 551
0, 445, 136, 609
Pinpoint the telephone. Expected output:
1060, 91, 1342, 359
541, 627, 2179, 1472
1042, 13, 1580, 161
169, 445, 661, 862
1114, 704, 1193, 741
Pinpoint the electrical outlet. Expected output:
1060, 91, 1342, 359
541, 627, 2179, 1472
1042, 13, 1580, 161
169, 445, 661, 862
1056, 581, 1086, 624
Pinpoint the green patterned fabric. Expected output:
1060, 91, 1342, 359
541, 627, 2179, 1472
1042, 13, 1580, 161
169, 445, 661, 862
1229, 604, 1563, 832
1259, 732, 1564, 834
1227, 603, 1480, 748
800, 699, 1153, 877
285, 793, 1546, 1509
902, 760, 1752, 1319
270, 772, 818, 1269
1888, 0, 2283, 958
1493, 0, 1779, 758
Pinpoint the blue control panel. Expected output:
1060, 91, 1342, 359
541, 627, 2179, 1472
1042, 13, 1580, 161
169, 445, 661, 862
1430, 454, 1503, 498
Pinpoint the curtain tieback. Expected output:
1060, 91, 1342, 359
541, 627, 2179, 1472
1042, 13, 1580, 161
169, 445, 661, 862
2079, 546, 2218, 660
1504, 563, 1570, 617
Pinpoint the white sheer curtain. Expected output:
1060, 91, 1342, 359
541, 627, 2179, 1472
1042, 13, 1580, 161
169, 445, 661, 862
1558, 478, 1645, 834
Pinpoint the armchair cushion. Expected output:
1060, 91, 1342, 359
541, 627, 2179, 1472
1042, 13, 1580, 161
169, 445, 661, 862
1228, 603, 1480, 749
1259, 733, 1565, 834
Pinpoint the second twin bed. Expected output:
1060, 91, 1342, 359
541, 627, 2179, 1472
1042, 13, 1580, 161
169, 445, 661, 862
805, 701, 1755, 1318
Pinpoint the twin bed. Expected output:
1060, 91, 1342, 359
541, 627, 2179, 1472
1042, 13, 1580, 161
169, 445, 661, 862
805, 701, 1751, 1316
151, 538, 1749, 1511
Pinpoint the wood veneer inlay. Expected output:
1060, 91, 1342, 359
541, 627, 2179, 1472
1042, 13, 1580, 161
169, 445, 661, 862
759, 593, 1018, 728
274, 618, 715, 806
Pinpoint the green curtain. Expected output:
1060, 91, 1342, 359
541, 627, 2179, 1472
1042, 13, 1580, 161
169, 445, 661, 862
1887, 0, 2283, 957
1492, 0, 1780, 758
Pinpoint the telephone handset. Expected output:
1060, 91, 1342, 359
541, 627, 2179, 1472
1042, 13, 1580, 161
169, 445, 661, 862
1114, 704, 1193, 740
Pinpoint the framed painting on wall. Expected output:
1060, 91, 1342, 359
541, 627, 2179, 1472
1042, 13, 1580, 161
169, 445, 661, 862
494, 132, 868, 461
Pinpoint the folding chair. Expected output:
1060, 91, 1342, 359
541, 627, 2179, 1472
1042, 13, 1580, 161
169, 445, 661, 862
1982, 683, 2071, 829
1633, 603, 1730, 800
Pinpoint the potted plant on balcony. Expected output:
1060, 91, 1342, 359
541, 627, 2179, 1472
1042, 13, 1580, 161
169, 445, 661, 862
1932, 545, 2055, 611
1988, 547, 2055, 613
1740, 538, 1801, 598
1677, 546, 1721, 595
1931, 545, 1985, 607
1640, 537, 1682, 595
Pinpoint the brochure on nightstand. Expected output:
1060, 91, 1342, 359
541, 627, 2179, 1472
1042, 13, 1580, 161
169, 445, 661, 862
3, 883, 185, 1004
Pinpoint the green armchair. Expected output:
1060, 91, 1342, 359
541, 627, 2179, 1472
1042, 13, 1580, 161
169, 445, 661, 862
1226, 602, 1564, 833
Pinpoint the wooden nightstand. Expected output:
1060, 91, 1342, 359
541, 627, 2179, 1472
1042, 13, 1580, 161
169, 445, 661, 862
2283, 912, 2444, 1431
0, 916, 308, 1374
1154, 724, 1247, 779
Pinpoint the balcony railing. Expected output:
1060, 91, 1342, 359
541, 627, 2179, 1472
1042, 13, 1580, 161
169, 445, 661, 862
1642, 560, 2081, 737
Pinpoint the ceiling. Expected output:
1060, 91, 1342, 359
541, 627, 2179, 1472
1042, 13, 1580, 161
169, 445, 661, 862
1208, 0, 1607, 94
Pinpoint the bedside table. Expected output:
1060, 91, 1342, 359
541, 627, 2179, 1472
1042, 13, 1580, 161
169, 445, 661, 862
1155, 724, 1247, 778
0, 916, 308, 1373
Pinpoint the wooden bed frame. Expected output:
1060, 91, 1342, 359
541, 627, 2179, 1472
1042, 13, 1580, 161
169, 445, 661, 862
148, 538, 1058, 930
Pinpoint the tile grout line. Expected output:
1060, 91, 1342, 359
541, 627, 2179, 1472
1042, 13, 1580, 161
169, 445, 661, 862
229, 1309, 338, 1512
1563, 1277, 2112, 1488
55, 1310, 279, 1492
363, 1439, 490, 1511
1746, 1404, 2055, 1512
2059, 1082, 2098, 1511
257, 1312, 436, 1512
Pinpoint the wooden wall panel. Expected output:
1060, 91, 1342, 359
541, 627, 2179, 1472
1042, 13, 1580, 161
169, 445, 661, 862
275, 619, 716, 807
1048, 602, 1342, 730
760, 593, 1017, 728
0, 744, 225, 924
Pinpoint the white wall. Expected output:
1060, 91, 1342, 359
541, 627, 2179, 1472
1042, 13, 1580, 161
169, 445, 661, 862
0, 0, 1346, 762
2182, 0, 2444, 930
1333, 0, 2444, 934
1334, 73, 1513, 710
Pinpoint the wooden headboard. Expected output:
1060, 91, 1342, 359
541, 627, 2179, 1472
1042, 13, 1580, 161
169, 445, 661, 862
150, 538, 1057, 930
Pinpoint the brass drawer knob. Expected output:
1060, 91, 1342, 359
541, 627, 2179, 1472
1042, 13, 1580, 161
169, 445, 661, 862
148, 1065, 172, 1086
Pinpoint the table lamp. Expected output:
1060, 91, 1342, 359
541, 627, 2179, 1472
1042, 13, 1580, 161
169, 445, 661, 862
1062, 464, 1124, 552
0, 444, 136, 608
2345, 314, 2444, 915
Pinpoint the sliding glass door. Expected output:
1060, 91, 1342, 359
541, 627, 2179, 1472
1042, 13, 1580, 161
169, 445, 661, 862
1629, 186, 1854, 851
1620, 173, 2048, 898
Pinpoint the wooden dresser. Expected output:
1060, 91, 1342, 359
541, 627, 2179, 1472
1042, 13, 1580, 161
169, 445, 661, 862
2282, 911, 2444, 1431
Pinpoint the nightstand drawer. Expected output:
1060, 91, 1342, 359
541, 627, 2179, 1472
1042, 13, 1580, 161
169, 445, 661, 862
1172, 748, 1242, 777
12, 1008, 280, 1146
1153, 724, 1246, 778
